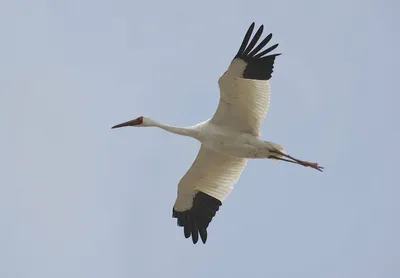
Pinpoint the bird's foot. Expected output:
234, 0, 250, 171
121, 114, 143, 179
299, 161, 324, 172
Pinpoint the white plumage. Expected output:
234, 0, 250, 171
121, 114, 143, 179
112, 23, 323, 244
175, 145, 247, 210
213, 59, 271, 136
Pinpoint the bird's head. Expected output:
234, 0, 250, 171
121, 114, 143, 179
111, 116, 156, 129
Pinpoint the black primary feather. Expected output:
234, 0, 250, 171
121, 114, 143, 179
234, 23, 281, 80
172, 192, 222, 244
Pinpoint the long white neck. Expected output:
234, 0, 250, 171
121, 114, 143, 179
151, 120, 197, 138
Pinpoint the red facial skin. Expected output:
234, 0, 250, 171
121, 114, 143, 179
135, 116, 143, 125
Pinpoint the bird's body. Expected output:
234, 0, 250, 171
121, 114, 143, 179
186, 120, 283, 159
112, 23, 323, 244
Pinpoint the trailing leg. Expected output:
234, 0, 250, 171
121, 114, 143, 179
269, 149, 324, 172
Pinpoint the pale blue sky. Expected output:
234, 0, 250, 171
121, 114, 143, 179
1, 0, 399, 277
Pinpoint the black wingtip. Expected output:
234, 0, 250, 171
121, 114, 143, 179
236, 23, 256, 58
232, 24, 281, 80
191, 227, 199, 244
199, 228, 207, 244
184, 224, 191, 238
242, 24, 264, 57
172, 192, 222, 244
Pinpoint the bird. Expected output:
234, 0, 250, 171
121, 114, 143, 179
112, 22, 323, 244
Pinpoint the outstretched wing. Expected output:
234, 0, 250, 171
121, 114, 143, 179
172, 145, 247, 244
211, 23, 281, 136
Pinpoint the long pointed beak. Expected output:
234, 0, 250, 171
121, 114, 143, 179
111, 119, 138, 129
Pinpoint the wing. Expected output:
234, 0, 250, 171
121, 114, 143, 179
211, 23, 280, 136
172, 145, 247, 244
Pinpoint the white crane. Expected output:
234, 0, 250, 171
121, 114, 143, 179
112, 23, 323, 244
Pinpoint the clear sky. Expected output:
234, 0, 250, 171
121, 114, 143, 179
1, 0, 399, 277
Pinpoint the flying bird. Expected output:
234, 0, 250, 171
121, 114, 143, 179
112, 23, 323, 244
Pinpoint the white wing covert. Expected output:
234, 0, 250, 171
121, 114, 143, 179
211, 23, 280, 136
172, 145, 247, 244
